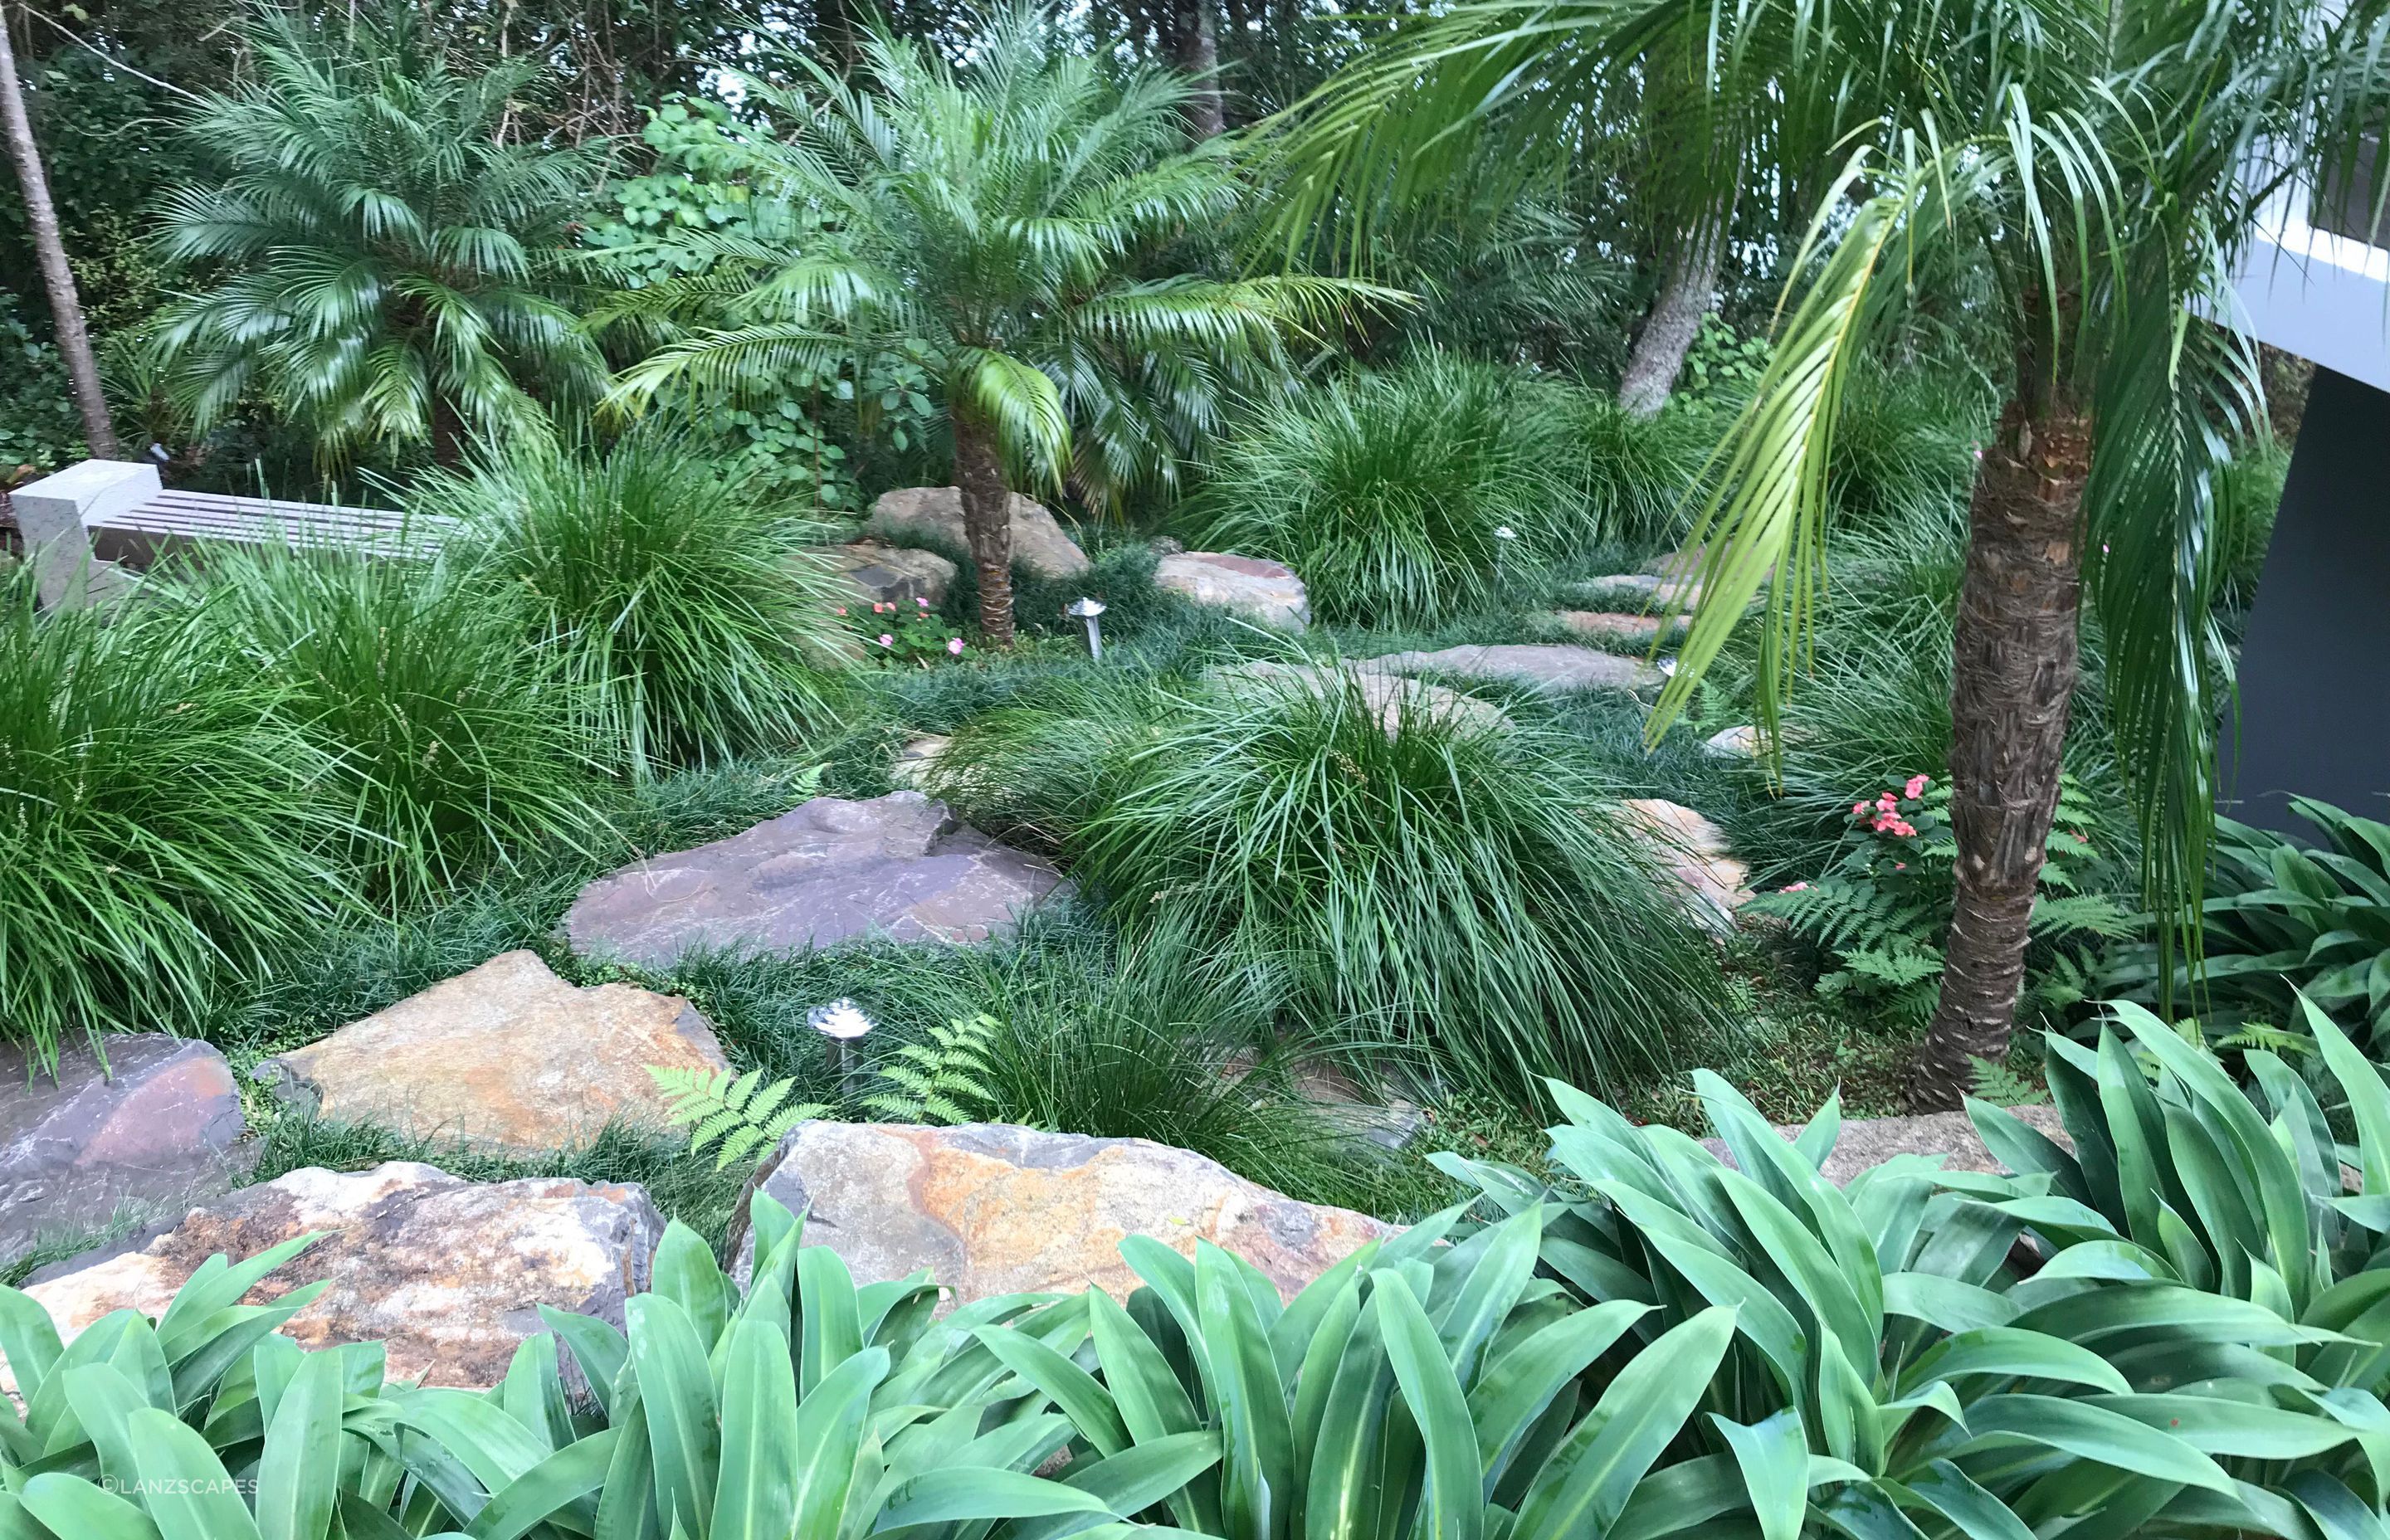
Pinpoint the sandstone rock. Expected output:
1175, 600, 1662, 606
1154, 552, 1310, 631
1554, 610, 1669, 646
20, 1163, 662, 1390
1568, 572, 1705, 610
1703, 1104, 2072, 1187
819, 540, 958, 608
1149, 534, 1186, 556
735, 1122, 1391, 1306
1217, 660, 1509, 737
565, 792, 1068, 971
1703, 724, 1759, 758
890, 733, 952, 791
1358, 642, 1662, 694
251, 952, 726, 1153
866, 487, 1090, 581
0, 1036, 252, 1266
1618, 798, 1752, 928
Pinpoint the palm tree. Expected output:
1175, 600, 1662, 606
0, 2, 116, 459
1281, 0, 2390, 1104
603, 4, 1378, 646
151, 7, 608, 465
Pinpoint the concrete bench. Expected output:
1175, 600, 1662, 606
12, 460, 453, 610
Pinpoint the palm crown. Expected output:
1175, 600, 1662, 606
1280, 0, 2390, 1099
604, 3, 1382, 642
152, 8, 610, 465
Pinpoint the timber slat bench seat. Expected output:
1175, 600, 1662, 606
12, 460, 453, 609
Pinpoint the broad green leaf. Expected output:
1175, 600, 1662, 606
467, 1430, 621, 1540
1956, 1395, 2234, 1493
1468, 1302, 1646, 1487
540, 1306, 629, 1417
980, 1324, 1130, 1455
129, 1406, 265, 1540
1376, 1273, 1483, 1540
1895, 1328, 2129, 1396
1712, 1410, 1807, 1540
713, 1317, 799, 1540
19, 1474, 162, 1540
797, 1245, 866, 1398
1197, 1243, 1295, 1540
256, 1348, 344, 1540
627, 1292, 720, 1538
792, 1345, 886, 1540
871, 1469, 1110, 1531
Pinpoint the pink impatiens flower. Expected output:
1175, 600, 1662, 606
834, 606, 848, 616
946, 636, 965, 655
1853, 802, 1870, 818
1905, 773, 1929, 799
916, 597, 930, 608
1781, 881, 1812, 892
877, 633, 895, 647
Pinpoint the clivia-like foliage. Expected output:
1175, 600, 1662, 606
12, 1001, 2390, 1539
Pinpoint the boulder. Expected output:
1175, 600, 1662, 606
734, 1122, 1392, 1306
1217, 660, 1509, 738
1358, 642, 1662, 695
564, 792, 1068, 971
1154, 552, 1310, 631
0, 1036, 252, 1266
866, 487, 1090, 581
19, 1163, 663, 1390
1703, 724, 1759, 758
1617, 798, 1753, 928
890, 733, 952, 791
250, 951, 727, 1153
1703, 1105, 2072, 1187
819, 540, 958, 609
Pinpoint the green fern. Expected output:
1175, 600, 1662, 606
1967, 1053, 2050, 1105
648, 1065, 827, 1171
863, 1014, 999, 1127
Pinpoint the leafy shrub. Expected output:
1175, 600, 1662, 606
0, 577, 349, 1066
2103, 796, 2390, 1055
1422, 1000, 2390, 1538
1825, 362, 1990, 528
842, 595, 969, 665
2213, 433, 2290, 607
1188, 357, 1585, 626
935, 669, 1734, 1104
163, 545, 600, 899
422, 433, 850, 774
1751, 770, 2133, 1031
0, 292, 85, 477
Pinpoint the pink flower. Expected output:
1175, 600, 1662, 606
946, 636, 965, 655
1876, 792, 1897, 810
916, 597, 930, 608
1889, 819, 1915, 837
1853, 802, 1870, 818
834, 607, 848, 616
1904, 774, 1929, 799
1781, 881, 1811, 892
877, 633, 895, 647
874, 602, 891, 613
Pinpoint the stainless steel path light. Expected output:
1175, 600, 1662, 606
1067, 596, 1107, 660
809, 997, 874, 1099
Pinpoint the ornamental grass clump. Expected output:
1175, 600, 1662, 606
935, 668, 1732, 1104
0, 574, 349, 1066
420, 432, 850, 775
160, 544, 602, 900
1189, 356, 1584, 626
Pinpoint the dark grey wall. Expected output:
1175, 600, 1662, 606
2222, 365, 2390, 833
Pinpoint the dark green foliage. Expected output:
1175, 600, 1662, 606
2213, 434, 2290, 608
1570, 391, 1719, 547
420, 434, 849, 774
2105, 797, 2390, 1056
1188, 357, 1587, 626
0, 294, 85, 475
0, 576, 350, 1067
934, 669, 1734, 1104
1751, 773, 2132, 1031
162, 546, 602, 899
151, 7, 609, 461
1825, 363, 1992, 528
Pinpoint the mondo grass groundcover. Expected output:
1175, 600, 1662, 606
3, 1001, 2386, 1540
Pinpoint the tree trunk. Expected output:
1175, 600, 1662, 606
1173, 0, 1224, 139
0, 10, 118, 461
1617, 212, 1725, 419
1910, 387, 2090, 1109
952, 411, 1017, 648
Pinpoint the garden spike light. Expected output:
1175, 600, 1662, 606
1067, 596, 1107, 660
809, 997, 874, 1098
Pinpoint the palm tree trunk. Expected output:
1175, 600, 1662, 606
1617, 212, 1724, 419
1173, 0, 1224, 138
952, 410, 1017, 648
1910, 387, 2090, 1109
0, 11, 118, 461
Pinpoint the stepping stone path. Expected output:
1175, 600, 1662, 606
734, 1121, 1391, 1307
1704, 724, 1760, 758
1217, 659, 1510, 737
1704, 1104, 2071, 1187
17, 1162, 663, 1391
1554, 609, 1677, 646
0, 1035, 253, 1266
1358, 642, 1662, 694
818, 539, 957, 608
1154, 551, 1310, 630
565, 791, 1068, 970
251, 951, 729, 1153
890, 733, 951, 790
1618, 797, 1753, 929
866, 486, 1090, 580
